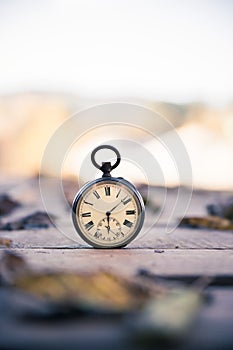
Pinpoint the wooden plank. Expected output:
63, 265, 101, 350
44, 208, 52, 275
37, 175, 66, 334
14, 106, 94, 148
1, 224, 232, 250
133, 226, 233, 249
1, 248, 232, 276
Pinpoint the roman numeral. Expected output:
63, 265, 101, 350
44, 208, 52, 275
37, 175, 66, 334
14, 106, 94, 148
84, 200, 93, 206
105, 186, 111, 196
82, 212, 91, 217
126, 210, 136, 215
123, 219, 133, 228
93, 190, 100, 199
84, 221, 94, 231
94, 231, 102, 238
116, 189, 121, 198
122, 197, 132, 205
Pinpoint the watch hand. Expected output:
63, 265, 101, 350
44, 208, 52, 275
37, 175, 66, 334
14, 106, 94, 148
106, 212, 110, 233
105, 225, 110, 233
109, 196, 127, 213
105, 226, 118, 236
109, 202, 121, 213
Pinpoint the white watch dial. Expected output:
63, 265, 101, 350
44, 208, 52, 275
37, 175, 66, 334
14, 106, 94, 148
73, 179, 144, 248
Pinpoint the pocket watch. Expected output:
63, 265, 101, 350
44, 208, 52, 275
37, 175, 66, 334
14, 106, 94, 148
72, 145, 145, 248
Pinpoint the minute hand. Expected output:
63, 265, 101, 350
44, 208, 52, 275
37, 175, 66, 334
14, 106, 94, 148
109, 196, 128, 213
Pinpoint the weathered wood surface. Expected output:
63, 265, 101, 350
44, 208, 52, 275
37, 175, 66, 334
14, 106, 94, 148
3, 225, 233, 250
5, 248, 232, 276
0, 177, 233, 350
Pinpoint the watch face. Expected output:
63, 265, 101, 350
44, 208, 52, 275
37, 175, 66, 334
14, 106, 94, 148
72, 178, 144, 248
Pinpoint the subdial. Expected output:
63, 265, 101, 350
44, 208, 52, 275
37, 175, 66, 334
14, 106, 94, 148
97, 217, 122, 241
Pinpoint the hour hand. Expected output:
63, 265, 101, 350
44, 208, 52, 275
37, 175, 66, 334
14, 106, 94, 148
106, 212, 110, 233
106, 211, 110, 224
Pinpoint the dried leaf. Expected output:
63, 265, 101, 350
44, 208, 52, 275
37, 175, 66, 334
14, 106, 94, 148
179, 216, 233, 230
0, 251, 30, 284
0, 238, 12, 247
14, 271, 152, 313
132, 288, 202, 340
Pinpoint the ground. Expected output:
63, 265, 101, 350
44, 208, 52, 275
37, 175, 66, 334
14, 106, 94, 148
0, 176, 232, 349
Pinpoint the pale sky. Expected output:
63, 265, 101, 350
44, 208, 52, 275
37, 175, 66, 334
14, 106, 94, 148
0, 0, 233, 105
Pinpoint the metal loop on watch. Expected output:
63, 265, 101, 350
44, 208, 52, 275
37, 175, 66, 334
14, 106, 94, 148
91, 145, 121, 175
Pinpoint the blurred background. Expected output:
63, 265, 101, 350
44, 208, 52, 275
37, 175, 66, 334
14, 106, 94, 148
0, 0, 233, 189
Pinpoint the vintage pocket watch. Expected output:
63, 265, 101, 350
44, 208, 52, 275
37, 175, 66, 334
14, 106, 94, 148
72, 145, 145, 248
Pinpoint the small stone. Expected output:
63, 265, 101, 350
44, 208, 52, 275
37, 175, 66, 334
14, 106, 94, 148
207, 197, 233, 221
0, 211, 56, 231
0, 194, 20, 216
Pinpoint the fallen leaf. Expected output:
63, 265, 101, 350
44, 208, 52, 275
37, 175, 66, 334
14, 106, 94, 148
0, 251, 30, 284
14, 271, 152, 313
0, 238, 12, 247
132, 288, 202, 340
179, 216, 233, 230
